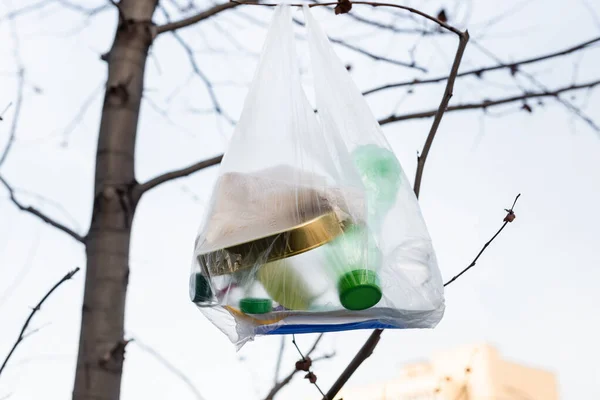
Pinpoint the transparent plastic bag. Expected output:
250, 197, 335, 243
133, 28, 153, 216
190, 5, 444, 348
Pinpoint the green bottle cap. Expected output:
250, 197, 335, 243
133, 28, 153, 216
189, 273, 212, 303
337, 269, 382, 311
240, 298, 273, 314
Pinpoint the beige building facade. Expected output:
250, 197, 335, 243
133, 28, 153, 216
335, 343, 558, 400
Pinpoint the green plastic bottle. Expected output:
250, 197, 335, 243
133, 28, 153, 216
325, 144, 403, 310
352, 144, 402, 227
325, 224, 383, 310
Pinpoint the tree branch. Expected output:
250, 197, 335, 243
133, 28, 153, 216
230, 9, 428, 71
156, 6, 234, 124
134, 154, 223, 200
264, 334, 326, 400
131, 337, 205, 400
0, 9, 25, 170
378, 79, 600, 126
444, 194, 521, 287
156, 2, 240, 34
0, 0, 50, 24
233, 1, 463, 35
170, 31, 235, 123
341, 8, 437, 36
0, 175, 85, 243
323, 330, 381, 400
363, 36, 600, 96
469, 39, 600, 133
413, 30, 470, 197
292, 17, 427, 71
0, 267, 80, 379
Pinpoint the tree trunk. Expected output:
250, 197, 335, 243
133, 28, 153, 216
73, 1, 158, 399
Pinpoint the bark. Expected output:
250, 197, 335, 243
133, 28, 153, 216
73, 1, 158, 399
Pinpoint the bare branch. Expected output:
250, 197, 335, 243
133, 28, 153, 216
156, 3, 235, 124
0, 267, 80, 379
363, 36, 600, 96
444, 194, 521, 287
265, 367, 297, 400
0, 175, 85, 243
156, 2, 240, 34
169, 30, 234, 123
233, 1, 464, 35
58, 82, 104, 146
378, 79, 600, 126
52, 0, 110, 15
341, 9, 436, 35
264, 334, 326, 400
232, 6, 428, 71
0, 10, 25, 170
292, 334, 325, 397
413, 30, 470, 196
292, 17, 427, 71
131, 337, 205, 400
0, 0, 49, 24
134, 154, 223, 200
470, 39, 600, 133
324, 329, 382, 400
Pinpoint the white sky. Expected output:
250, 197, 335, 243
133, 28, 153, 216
0, 0, 599, 399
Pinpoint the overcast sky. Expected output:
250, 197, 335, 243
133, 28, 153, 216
0, 0, 599, 399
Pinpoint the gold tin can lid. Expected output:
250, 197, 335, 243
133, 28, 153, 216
198, 211, 345, 276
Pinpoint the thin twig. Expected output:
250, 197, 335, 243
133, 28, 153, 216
231, 1, 463, 34
444, 194, 521, 287
265, 369, 296, 400
53, 0, 110, 15
264, 334, 325, 400
58, 82, 104, 146
292, 17, 427, 71
0, 103, 12, 120
340, 9, 436, 35
156, 2, 240, 34
0, 0, 49, 24
133, 154, 223, 200
363, 36, 600, 95
156, 5, 234, 124
0, 175, 85, 243
131, 337, 205, 400
0, 267, 80, 379
0, 7, 25, 170
232, 7, 428, 72
291, 334, 325, 397
470, 39, 600, 133
170, 31, 235, 124
378, 79, 600, 126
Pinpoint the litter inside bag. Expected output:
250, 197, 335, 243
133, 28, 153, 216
189, 5, 444, 347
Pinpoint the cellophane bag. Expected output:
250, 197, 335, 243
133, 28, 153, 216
190, 5, 444, 348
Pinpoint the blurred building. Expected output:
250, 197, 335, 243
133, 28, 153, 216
335, 343, 558, 400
